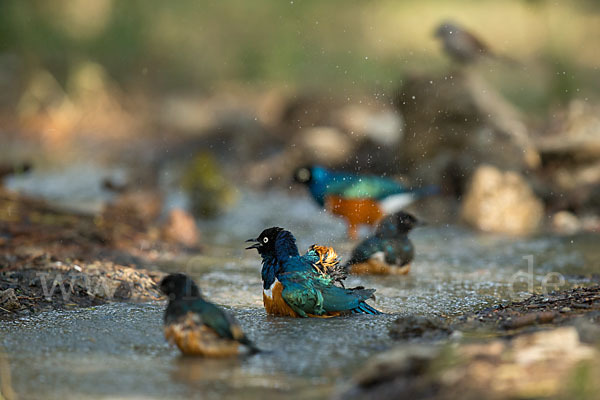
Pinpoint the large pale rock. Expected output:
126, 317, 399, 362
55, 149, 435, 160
461, 165, 544, 235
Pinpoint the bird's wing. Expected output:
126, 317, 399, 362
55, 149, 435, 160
384, 238, 414, 266
347, 237, 382, 265
280, 272, 325, 317
462, 30, 490, 55
280, 270, 378, 315
183, 299, 245, 341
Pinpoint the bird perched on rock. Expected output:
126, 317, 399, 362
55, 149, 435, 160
246, 227, 381, 317
294, 165, 437, 239
346, 211, 422, 275
434, 20, 515, 65
160, 273, 259, 357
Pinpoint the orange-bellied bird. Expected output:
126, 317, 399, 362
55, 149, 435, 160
160, 273, 260, 357
246, 227, 381, 317
294, 165, 437, 239
346, 211, 422, 275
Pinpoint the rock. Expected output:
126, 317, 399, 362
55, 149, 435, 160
332, 105, 404, 147
551, 211, 581, 234
573, 315, 600, 345
161, 208, 200, 248
395, 72, 538, 196
537, 101, 600, 215
389, 315, 452, 340
341, 327, 599, 400
461, 165, 544, 235
0, 288, 20, 310
537, 100, 600, 160
296, 126, 355, 165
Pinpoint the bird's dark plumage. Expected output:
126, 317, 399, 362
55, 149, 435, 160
160, 273, 259, 356
246, 227, 381, 317
346, 212, 421, 275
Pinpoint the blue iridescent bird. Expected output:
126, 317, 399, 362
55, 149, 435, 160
246, 227, 381, 317
345, 211, 422, 275
294, 165, 437, 239
160, 273, 259, 357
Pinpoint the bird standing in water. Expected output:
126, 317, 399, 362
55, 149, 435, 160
346, 211, 422, 275
160, 273, 259, 357
246, 227, 381, 317
294, 165, 437, 239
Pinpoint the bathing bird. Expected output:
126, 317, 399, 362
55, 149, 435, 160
346, 211, 422, 275
246, 227, 381, 317
160, 273, 259, 357
293, 165, 437, 239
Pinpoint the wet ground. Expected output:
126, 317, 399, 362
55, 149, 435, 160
1, 183, 599, 399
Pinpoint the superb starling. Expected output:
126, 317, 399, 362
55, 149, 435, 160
246, 227, 381, 317
160, 273, 259, 356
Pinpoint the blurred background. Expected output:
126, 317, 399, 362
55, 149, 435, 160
1, 2, 600, 399
0, 0, 599, 236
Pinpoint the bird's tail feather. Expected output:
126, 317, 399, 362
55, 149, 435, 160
240, 337, 261, 355
351, 302, 382, 315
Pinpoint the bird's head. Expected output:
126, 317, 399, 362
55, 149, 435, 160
245, 227, 284, 256
434, 20, 459, 38
377, 211, 423, 236
159, 273, 201, 300
293, 166, 313, 185
246, 226, 299, 260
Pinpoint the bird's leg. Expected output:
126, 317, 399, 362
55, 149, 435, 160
347, 223, 358, 240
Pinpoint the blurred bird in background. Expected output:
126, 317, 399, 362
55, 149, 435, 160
160, 273, 260, 357
294, 165, 438, 239
434, 20, 516, 65
346, 211, 423, 276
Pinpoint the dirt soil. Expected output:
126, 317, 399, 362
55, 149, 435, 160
0, 188, 188, 320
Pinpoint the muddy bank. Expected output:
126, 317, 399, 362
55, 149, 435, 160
0, 189, 191, 319
345, 286, 600, 400
459, 285, 600, 331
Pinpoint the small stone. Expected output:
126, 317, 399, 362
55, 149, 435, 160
560, 307, 572, 313
552, 211, 581, 234
0, 288, 21, 310
161, 208, 201, 248
297, 126, 355, 165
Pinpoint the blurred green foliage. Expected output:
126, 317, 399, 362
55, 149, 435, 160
1, 0, 599, 110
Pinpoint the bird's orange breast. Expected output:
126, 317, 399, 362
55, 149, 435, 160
263, 280, 299, 317
349, 259, 411, 275
164, 312, 241, 357
325, 196, 384, 238
325, 196, 384, 225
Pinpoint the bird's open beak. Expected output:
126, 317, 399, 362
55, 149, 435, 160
245, 238, 260, 250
